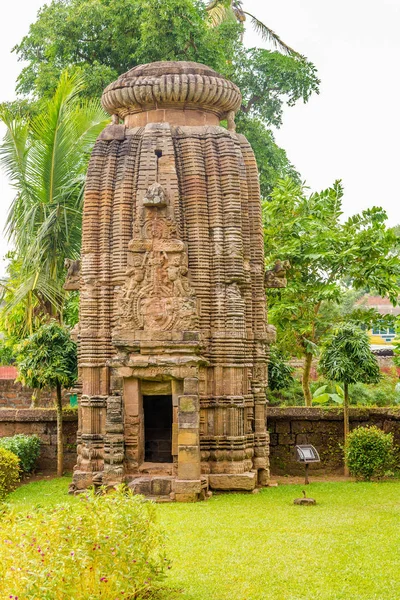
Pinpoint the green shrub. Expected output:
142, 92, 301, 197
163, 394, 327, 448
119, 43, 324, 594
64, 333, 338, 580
348, 382, 374, 406
0, 487, 169, 599
0, 434, 40, 473
349, 373, 398, 407
268, 378, 304, 406
268, 347, 295, 391
346, 426, 395, 480
0, 447, 20, 501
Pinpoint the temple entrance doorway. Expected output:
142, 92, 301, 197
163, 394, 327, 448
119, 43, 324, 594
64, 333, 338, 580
143, 395, 173, 463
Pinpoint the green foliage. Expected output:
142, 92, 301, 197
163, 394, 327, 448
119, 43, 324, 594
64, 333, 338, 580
206, 0, 298, 55
16, 321, 77, 392
0, 255, 44, 345
0, 487, 169, 598
0, 73, 108, 321
345, 426, 395, 481
319, 324, 381, 386
11, 0, 319, 202
269, 373, 400, 408
10, 476, 400, 599
268, 347, 294, 391
312, 383, 344, 405
267, 378, 304, 406
236, 114, 300, 198
0, 448, 20, 501
266, 179, 400, 355
265, 178, 400, 403
63, 291, 80, 328
233, 48, 320, 127
350, 371, 398, 407
13, 0, 240, 100
0, 435, 40, 474
231, 49, 319, 197
0, 342, 15, 366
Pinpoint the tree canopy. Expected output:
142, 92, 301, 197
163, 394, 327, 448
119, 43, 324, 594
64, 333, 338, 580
16, 321, 78, 393
0, 72, 108, 324
10, 0, 320, 200
206, 0, 298, 55
319, 323, 381, 472
264, 178, 400, 405
13, 0, 240, 100
319, 324, 381, 388
16, 321, 77, 476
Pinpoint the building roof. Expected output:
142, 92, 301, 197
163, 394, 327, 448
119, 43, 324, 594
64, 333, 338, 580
356, 295, 400, 316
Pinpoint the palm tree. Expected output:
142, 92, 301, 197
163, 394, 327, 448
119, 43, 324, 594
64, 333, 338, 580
206, 0, 298, 55
0, 72, 108, 321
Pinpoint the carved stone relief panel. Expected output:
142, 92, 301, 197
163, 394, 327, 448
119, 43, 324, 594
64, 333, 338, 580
115, 182, 199, 338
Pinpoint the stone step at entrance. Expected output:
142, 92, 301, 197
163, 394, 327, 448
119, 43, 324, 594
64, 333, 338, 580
127, 475, 175, 502
127, 473, 210, 502
138, 462, 174, 476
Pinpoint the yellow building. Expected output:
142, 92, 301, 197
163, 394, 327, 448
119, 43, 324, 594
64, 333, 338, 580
357, 295, 399, 346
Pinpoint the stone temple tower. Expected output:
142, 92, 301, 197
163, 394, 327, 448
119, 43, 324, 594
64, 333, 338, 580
71, 61, 275, 501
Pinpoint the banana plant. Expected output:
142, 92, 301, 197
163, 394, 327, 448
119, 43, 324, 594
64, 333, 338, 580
312, 384, 344, 405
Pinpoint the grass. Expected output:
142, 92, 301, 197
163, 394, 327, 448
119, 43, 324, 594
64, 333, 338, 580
6, 477, 400, 599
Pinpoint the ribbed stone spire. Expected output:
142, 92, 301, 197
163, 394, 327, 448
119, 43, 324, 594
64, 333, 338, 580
71, 61, 271, 501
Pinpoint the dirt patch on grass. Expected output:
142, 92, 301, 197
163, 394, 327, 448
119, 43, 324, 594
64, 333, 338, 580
18, 471, 58, 486
271, 474, 355, 485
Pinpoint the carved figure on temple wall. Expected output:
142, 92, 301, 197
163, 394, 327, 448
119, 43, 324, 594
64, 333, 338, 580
64, 258, 81, 290
124, 253, 148, 298
164, 252, 192, 297
116, 182, 198, 334
265, 260, 291, 288
143, 182, 167, 207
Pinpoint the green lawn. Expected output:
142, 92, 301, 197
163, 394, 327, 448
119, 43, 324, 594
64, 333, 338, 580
7, 477, 400, 600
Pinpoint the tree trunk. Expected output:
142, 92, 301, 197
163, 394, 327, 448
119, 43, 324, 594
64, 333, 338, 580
302, 352, 313, 407
343, 381, 349, 477
55, 383, 64, 477
30, 388, 41, 409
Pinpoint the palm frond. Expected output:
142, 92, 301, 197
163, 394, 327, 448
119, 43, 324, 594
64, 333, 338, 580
0, 70, 108, 320
206, 0, 236, 27
244, 11, 299, 56
206, 0, 232, 11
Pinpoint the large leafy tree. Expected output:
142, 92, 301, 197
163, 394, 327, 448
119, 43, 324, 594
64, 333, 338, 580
319, 324, 381, 475
11, 0, 319, 199
16, 322, 78, 476
0, 72, 108, 321
265, 178, 400, 406
13, 0, 240, 100
231, 48, 319, 196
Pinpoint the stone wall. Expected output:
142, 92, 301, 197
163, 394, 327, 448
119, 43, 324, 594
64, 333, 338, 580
0, 379, 70, 409
2, 407, 400, 476
268, 407, 400, 475
0, 409, 78, 471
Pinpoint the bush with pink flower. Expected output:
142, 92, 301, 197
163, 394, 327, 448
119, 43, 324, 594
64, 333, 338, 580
0, 487, 169, 599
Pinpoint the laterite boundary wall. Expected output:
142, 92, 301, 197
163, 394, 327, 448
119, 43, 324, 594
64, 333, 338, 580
0, 379, 70, 409
268, 407, 400, 475
1, 407, 400, 475
0, 409, 78, 471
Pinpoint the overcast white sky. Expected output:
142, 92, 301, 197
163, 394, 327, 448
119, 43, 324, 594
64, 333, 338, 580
0, 0, 399, 276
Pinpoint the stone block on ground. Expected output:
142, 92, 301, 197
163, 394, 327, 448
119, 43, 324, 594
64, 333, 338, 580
173, 479, 202, 494
208, 472, 256, 491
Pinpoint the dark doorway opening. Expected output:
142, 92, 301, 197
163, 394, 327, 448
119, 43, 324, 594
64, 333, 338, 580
144, 395, 173, 463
